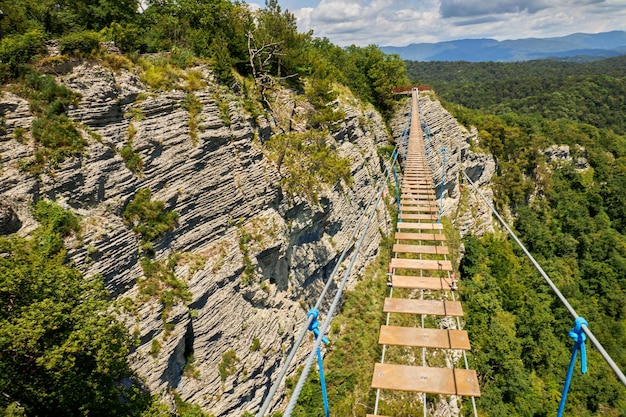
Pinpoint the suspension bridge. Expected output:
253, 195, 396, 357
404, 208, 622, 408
369, 88, 479, 417
255, 87, 626, 417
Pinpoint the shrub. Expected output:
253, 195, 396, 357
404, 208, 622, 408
120, 142, 143, 172
20, 72, 80, 116
30, 115, 87, 167
59, 31, 101, 57
140, 57, 182, 91
264, 131, 353, 202
0, 30, 45, 74
170, 46, 197, 69
139, 256, 191, 320
149, 339, 161, 357
104, 22, 146, 53
218, 350, 239, 382
123, 188, 178, 244
182, 93, 203, 144
33, 200, 80, 236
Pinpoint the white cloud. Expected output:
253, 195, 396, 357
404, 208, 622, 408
265, 0, 626, 46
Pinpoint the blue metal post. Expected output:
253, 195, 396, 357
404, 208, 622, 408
393, 152, 401, 222
438, 147, 446, 223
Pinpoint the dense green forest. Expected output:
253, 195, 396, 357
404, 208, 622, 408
406, 58, 626, 134
0, 0, 408, 415
411, 59, 626, 415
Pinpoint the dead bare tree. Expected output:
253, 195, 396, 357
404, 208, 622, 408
247, 29, 300, 133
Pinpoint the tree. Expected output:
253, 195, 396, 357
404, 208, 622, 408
0, 201, 149, 415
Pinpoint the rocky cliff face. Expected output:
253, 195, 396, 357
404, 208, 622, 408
0, 61, 390, 415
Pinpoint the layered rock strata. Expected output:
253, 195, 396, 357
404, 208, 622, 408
0, 62, 391, 415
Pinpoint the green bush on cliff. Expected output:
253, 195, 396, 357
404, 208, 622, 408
0, 30, 46, 77
123, 188, 179, 246
59, 30, 101, 57
265, 131, 352, 203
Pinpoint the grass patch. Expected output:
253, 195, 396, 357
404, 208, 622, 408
182, 93, 203, 145
120, 140, 143, 173
139, 255, 191, 320
218, 350, 239, 383
10, 71, 86, 173
213, 93, 231, 127
250, 337, 261, 352
123, 188, 178, 249
238, 228, 255, 285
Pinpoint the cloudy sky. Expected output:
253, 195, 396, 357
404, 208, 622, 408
245, 0, 626, 46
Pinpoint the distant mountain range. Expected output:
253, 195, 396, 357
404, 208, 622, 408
380, 31, 626, 62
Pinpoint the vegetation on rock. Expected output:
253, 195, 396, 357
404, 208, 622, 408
265, 130, 352, 203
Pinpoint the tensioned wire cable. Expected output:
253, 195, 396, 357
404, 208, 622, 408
282, 153, 396, 417
462, 170, 626, 387
256, 147, 400, 417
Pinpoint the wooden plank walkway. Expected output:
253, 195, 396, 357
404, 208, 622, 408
370, 87, 480, 414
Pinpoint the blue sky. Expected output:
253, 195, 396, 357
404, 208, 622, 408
245, 0, 626, 46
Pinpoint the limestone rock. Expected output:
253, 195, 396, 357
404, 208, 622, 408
0, 202, 21, 235
0, 61, 391, 416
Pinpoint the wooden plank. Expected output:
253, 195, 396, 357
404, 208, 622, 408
390, 258, 452, 271
393, 243, 449, 255
402, 188, 433, 192
395, 232, 446, 241
449, 330, 471, 350
379, 325, 449, 348
401, 192, 435, 197
392, 275, 451, 290
403, 177, 431, 182
454, 369, 481, 396
399, 213, 438, 221
384, 298, 446, 315
400, 207, 439, 214
402, 189, 435, 194
402, 184, 433, 190
444, 301, 464, 317
401, 193, 435, 198
396, 222, 444, 230
401, 196, 436, 201
379, 326, 471, 350
400, 199, 438, 206
371, 363, 456, 395
371, 364, 481, 397
383, 298, 463, 316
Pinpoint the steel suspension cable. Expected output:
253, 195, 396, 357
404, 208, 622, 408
283, 169, 392, 417
462, 170, 626, 387
256, 148, 400, 417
